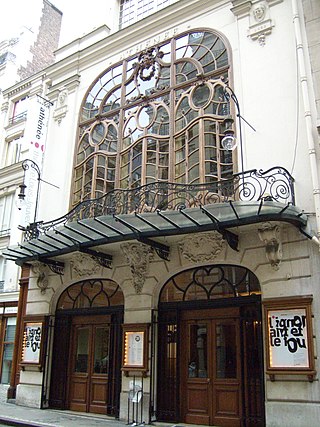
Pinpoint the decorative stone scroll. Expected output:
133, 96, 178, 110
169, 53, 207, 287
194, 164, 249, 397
31, 262, 49, 294
179, 232, 226, 262
258, 222, 282, 270
121, 242, 154, 294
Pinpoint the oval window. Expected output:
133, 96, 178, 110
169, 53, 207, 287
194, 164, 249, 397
137, 105, 154, 128
192, 84, 210, 108
90, 123, 106, 145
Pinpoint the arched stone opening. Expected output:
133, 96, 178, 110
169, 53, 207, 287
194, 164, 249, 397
49, 279, 124, 417
154, 264, 265, 427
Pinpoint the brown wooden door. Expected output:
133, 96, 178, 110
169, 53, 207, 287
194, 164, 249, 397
68, 315, 111, 414
181, 308, 241, 427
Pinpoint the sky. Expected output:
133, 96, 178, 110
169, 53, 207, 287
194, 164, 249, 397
0, 0, 109, 46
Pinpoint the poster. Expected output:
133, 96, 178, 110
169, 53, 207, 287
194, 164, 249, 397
124, 331, 144, 367
22, 323, 42, 364
267, 308, 309, 368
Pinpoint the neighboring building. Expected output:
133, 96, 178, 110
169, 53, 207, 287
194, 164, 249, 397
0, 0, 61, 400
2, 1, 320, 426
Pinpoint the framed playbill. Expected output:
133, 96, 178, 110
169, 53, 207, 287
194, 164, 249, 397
20, 316, 47, 370
122, 324, 149, 374
264, 297, 315, 381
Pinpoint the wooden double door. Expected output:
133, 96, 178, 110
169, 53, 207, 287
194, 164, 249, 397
181, 307, 243, 426
68, 315, 111, 414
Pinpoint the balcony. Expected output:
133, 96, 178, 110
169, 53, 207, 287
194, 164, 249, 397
8, 111, 27, 126
4, 165, 308, 270
22, 166, 297, 242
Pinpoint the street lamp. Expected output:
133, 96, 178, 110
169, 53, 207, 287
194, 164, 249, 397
17, 159, 59, 223
221, 115, 237, 151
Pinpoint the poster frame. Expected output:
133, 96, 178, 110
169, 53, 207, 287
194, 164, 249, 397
263, 296, 315, 381
122, 323, 149, 375
20, 316, 46, 371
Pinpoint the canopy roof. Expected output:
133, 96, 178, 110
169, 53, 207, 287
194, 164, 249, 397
3, 201, 308, 270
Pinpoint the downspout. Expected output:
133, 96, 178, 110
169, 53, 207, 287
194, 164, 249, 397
292, 0, 320, 247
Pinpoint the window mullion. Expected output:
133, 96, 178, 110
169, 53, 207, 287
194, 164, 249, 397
199, 117, 205, 183
141, 137, 147, 185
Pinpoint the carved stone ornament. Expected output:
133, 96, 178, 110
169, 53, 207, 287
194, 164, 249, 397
121, 242, 154, 294
258, 222, 282, 270
248, 1, 274, 46
70, 253, 101, 277
135, 47, 164, 82
179, 232, 226, 262
31, 262, 49, 294
53, 88, 68, 124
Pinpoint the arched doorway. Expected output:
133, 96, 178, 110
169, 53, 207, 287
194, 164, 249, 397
156, 265, 265, 427
49, 279, 124, 417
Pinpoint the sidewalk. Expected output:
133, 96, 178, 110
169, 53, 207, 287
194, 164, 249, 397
0, 401, 134, 427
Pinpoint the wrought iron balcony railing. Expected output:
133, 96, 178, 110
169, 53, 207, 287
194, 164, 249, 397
8, 111, 27, 126
24, 167, 295, 241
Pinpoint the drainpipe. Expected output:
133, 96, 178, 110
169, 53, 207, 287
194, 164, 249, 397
292, 0, 320, 246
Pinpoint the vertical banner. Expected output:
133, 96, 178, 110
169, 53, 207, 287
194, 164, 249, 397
21, 96, 51, 225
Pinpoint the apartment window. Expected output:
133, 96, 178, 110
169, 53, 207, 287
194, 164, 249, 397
119, 0, 178, 28
9, 96, 28, 126
74, 30, 231, 205
0, 317, 17, 384
0, 194, 13, 234
4, 136, 23, 166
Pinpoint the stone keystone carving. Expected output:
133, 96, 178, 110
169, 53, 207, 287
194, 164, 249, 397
70, 253, 101, 277
258, 222, 282, 270
121, 242, 154, 294
179, 232, 225, 262
32, 262, 49, 294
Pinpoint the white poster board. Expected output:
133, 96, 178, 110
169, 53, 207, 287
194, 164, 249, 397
267, 308, 309, 368
22, 323, 42, 364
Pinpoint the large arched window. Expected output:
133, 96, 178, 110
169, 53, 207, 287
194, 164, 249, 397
73, 30, 233, 206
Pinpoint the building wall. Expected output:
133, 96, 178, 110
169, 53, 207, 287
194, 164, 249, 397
0, 0, 62, 399
4, 0, 320, 425
18, 0, 62, 81
302, 0, 320, 125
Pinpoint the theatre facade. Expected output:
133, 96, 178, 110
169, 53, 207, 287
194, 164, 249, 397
3, 1, 320, 426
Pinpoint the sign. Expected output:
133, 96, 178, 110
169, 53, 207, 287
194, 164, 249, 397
267, 308, 308, 368
125, 331, 144, 367
21, 96, 51, 226
122, 324, 149, 374
22, 322, 42, 364
264, 297, 315, 381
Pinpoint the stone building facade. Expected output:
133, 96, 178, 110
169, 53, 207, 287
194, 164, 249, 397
2, 1, 320, 426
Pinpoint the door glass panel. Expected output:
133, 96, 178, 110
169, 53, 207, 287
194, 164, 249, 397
74, 327, 89, 373
94, 326, 110, 374
216, 323, 237, 379
188, 324, 208, 378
